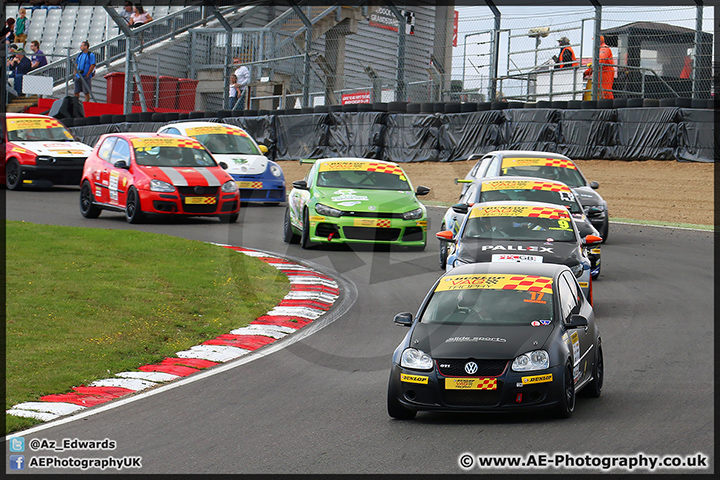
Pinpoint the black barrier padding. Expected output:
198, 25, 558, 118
675, 108, 715, 163
221, 115, 277, 160
68, 124, 117, 148
504, 108, 560, 152
437, 110, 506, 162
325, 111, 386, 159
557, 109, 617, 160
610, 107, 680, 160
270, 114, 326, 161
382, 113, 441, 163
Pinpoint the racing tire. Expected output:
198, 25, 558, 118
439, 224, 448, 269
387, 379, 416, 420
283, 208, 300, 244
599, 217, 609, 243
219, 212, 239, 223
6, 159, 24, 191
581, 343, 603, 398
300, 209, 312, 249
125, 187, 145, 224
554, 364, 576, 419
79, 181, 101, 218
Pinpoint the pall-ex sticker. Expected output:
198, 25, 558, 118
521, 373, 553, 385
401, 373, 429, 385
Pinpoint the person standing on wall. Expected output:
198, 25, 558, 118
74, 41, 96, 102
553, 36, 578, 69
232, 53, 251, 111
14, 9, 30, 48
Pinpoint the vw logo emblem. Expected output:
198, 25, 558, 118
464, 361, 478, 375
194, 186, 204, 194
368, 205, 376, 211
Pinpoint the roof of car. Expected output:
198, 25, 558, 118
441, 261, 569, 279
469, 199, 572, 212
163, 121, 249, 133
490, 150, 573, 160
6, 113, 61, 120
316, 157, 401, 167
104, 132, 188, 140
478, 175, 572, 188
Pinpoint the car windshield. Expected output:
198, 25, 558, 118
192, 133, 260, 155
420, 288, 553, 326
7, 125, 75, 142
501, 165, 586, 187
316, 169, 411, 191
462, 215, 576, 242
133, 146, 218, 167
479, 189, 583, 214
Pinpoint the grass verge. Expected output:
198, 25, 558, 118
5, 221, 290, 434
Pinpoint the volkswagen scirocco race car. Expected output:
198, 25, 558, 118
79, 133, 240, 223
157, 121, 285, 204
3, 113, 94, 190
437, 201, 601, 303
461, 150, 609, 241
387, 262, 603, 419
442, 176, 602, 278
284, 158, 430, 249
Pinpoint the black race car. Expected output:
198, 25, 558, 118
387, 262, 603, 419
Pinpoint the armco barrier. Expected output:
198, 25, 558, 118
68, 106, 715, 163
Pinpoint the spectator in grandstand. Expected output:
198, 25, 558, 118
553, 36, 578, 69
14, 9, 29, 48
2, 18, 15, 45
30, 0, 62, 12
29, 40, 47, 70
9, 48, 32, 96
129, 4, 153, 28
119, 1, 135, 24
74, 41, 96, 102
232, 54, 251, 111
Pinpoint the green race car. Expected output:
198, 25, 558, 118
284, 158, 430, 249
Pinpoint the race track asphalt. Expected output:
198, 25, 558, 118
5, 186, 714, 474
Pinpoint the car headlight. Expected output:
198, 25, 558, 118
35, 155, 54, 164
402, 207, 424, 220
221, 180, 239, 193
583, 204, 606, 217
570, 262, 584, 278
150, 179, 175, 193
315, 203, 342, 217
512, 350, 550, 371
269, 164, 283, 178
400, 348, 434, 371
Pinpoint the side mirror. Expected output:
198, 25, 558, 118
113, 160, 129, 169
583, 234, 602, 245
258, 144, 268, 154
436, 230, 455, 242
393, 312, 413, 327
451, 203, 469, 214
589, 181, 599, 189
218, 161, 229, 170
292, 180, 309, 190
415, 185, 430, 196
454, 178, 472, 184
566, 314, 588, 328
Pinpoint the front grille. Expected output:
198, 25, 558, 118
183, 203, 218, 214
402, 227, 424, 242
268, 189, 285, 199
340, 211, 404, 219
343, 227, 401, 241
38, 156, 87, 166
436, 359, 509, 377
177, 186, 219, 195
316, 223, 340, 237
239, 189, 266, 200
442, 389, 502, 407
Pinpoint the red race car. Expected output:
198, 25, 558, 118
3, 113, 94, 190
79, 133, 240, 223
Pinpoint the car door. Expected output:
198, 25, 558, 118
107, 138, 133, 208
559, 271, 593, 385
93, 136, 117, 204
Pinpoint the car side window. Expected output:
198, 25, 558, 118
562, 271, 583, 309
473, 155, 493, 178
97, 137, 117, 162
165, 128, 181, 135
460, 184, 478, 204
486, 157, 502, 177
109, 139, 131, 165
558, 274, 580, 321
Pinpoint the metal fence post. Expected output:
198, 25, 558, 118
590, 0, 601, 101
692, 0, 702, 98
486, 0, 501, 102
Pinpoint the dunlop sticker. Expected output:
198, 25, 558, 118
185, 126, 247, 136
445, 378, 497, 390
435, 274, 553, 294
132, 137, 204, 149
401, 373, 429, 385
469, 205, 571, 220
501, 157, 578, 170
319, 160, 405, 176
185, 197, 217, 205
236, 181, 262, 189
481, 179, 571, 193
353, 218, 391, 228
7, 117, 64, 131
521, 373, 553, 385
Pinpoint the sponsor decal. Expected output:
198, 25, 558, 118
416, 220, 427, 227
6, 117, 65, 131
132, 137, 204, 149
531, 321, 541, 327
590, 247, 601, 254
501, 157, 578, 170
10, 146, 30, 154
521, 373, 553, 385
436, 274, 553, 294
236, 181, 263, 189
539, 319, 551, 325
185, 197, 217, 205
369, 7, 415, 35
445, 336, 506, 344
319, 160, 405, 177
122, 178, 127, 188
353, 218, 391, 228
309, 216, 325, 222
524, 292, 549, 304
109, 171, 120, 202
492, 254, 543, 263
578, 281, 589, 288
341, 91, 372, 104
481, 179, 571, 193
48, 149, 86, 155
469, 205, 570, 220
400, 373, 428, 385
232, 158, 249, 165
331, 190, 369, 203
185, 126, 247, 136
445, 378, 497, 390
338, 201, 361, 207
482, 245, 554, 253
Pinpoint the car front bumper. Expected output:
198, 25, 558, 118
232, 175, 286, 203
17, 160, 86, 186
308, 216, 427, 246
140, 190, 240, 216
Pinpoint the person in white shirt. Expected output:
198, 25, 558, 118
232, 55, 250, 111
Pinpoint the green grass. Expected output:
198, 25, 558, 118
5, 221, 290, 434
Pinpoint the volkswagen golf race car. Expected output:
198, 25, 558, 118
79, 133, 240, 223
284, 158, 430, 249
387, 262, 603, 419
461, 150, 609, 241
157, 121, 285, 204
3, 113, 94, 190
436, 201, 601, 303
441, 177, 602, 278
